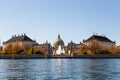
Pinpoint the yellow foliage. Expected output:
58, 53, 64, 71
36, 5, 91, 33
109, 48, 120, 54
27, 46, 46, 54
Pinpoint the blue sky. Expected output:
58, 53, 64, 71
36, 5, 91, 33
0, 0, 120, 45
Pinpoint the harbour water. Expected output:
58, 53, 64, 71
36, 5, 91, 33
0, 59, 120, 80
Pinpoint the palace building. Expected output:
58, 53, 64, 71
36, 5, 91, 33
3, 34, 38, 50
83, 34, 116, 49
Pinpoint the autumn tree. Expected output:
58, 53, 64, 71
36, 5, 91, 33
75, 44, 88, 54
3, 43, 13, 54
109, 47, 120, 54
34, 46, 46, 54
88, 40, 101, 54
3, 42, 23, 54
12, 42, 23, 54
28, 46, 46, 54
22, 43, 31, 54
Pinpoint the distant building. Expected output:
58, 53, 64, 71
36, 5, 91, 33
67, 41, 81, 50
83, 34, 116, 49
39, 40, 52, 55
3, 34, 38, 50
67, 41, 81, 55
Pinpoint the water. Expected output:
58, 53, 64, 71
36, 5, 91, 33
0, 59, 120, 80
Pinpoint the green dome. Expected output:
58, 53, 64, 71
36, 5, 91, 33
53, 34, 64, 47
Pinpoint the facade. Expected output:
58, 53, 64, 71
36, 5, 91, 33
83, 34, 116, 49
3, 34, 38, 50
67, 41, 81, 50
67, 41, 81, 55
39, 41, 52, 55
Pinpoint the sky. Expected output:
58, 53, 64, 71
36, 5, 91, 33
0, 0, 120, 45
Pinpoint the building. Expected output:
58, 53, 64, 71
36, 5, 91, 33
53, 34, 65, 55
3, 34, 38, 50
83, 34, 116, 49
67, 40, 82, 55
39, 40, 52, 55
67, 40, 81, 50
53, 34, 64, 48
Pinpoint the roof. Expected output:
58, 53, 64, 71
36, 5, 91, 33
4, 34, 36, 44
68, 40, 75, 45
84, 35, 115, 43
53, 34, 64, 47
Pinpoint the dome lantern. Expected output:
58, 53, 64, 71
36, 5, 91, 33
58, 34, 60, 39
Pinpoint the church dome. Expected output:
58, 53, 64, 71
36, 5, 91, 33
53, 34, 64, 47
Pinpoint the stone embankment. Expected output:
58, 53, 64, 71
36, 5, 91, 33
0, 54, 120, 59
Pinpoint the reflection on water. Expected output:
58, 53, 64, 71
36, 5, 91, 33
0, 59, 120, 80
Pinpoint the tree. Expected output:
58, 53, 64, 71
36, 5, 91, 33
34, 46, 46, 54
22, 43, 31, 54
75, 44, 92, 55
28, 46, 46, 54
3, 43, 13, 54
109, 47, 120, 54
3, 42, 23, 54
88, 40, 101, 54
12, 42, 23, 54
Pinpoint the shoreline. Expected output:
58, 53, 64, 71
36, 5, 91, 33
0, 54, 120, 59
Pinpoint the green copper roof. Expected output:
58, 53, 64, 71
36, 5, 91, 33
53, 34, 64, 47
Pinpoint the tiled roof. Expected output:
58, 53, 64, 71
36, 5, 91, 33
4, 34, 35, 44
85, 35, 114, 42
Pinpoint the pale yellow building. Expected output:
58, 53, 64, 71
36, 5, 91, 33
3, 34, 38, 50
83, 35, 116, 49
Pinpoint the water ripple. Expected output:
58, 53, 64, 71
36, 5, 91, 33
0, 59, 120, 80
